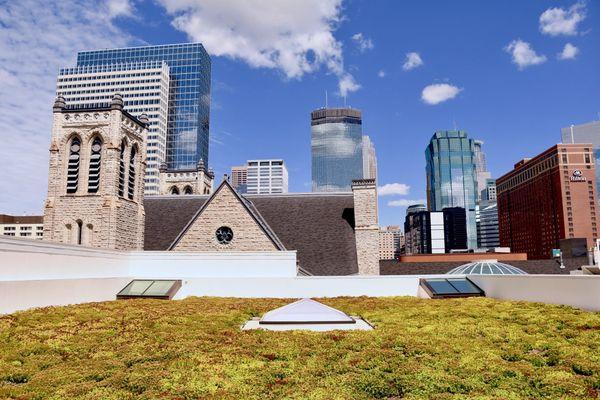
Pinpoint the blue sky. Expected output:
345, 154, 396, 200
0, 0, 599, 227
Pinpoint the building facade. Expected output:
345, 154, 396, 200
362, 135, 377, 181
231, 166, 248, 193
404, 205, 445, 255
246, 160, 288, 194
0, 215, 44, 240
497, 143, 598, 259
476, 200, 500, 249
425, 130, 478, 249
311, 108, 364, 192
442, 207, 468, 251
75, 43, 211, 171
379, 225, 404, 260
43, 95, 147, 250
158, 159, 213, 195
562, 120, 600, 196
57, 61, 170, 194
473, 140, 492, 201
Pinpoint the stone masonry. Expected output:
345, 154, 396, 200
172, 180, 279, 252
43, 95, 147, 250
352, 179, 380, 275
158, 159, 214, 195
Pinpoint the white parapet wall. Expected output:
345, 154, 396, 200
1, 237, 600, 315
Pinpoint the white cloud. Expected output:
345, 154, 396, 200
0, 0, 135, 214
539, 2, 586, 36
504, 39, 547, 69
387, 199, 426, 207
157, 0, 359, 97
402, 52, 423, 71
421, 83, 462, 105
377, 69, 386, 78
558, 43, 579, 60
351, 32, 374, 52
378, 183, 410, 196
106, 0, 134, 18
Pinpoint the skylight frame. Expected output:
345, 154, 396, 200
420, 277, 485, 299
116, 279, 182, 300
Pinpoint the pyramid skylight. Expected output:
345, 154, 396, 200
259, 298, 355, 324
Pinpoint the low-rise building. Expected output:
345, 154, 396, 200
379, 225, 404, 260
0, 214, 44, 240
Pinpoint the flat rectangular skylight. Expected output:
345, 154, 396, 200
420, 278, 484, 299
117, 280, 181, 300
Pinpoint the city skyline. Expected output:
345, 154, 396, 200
0, 0, 599, 228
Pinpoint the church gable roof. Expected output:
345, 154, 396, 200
167, 179, 286, 251
144, 192, 358, 275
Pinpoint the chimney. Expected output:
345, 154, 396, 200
351, 179, 379, 275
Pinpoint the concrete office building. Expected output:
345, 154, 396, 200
473, 140, 492, 201
497, 144, 599, 259
57, 62, 170, 194
246, 160, 289, 194
425, 131, 479, 249
73, 43, 212, 173
231, 166, 248, 193
562, 120, 600, 196
379, 226, 404, 260
476, 179, 500, 249
0, 214, 44, 240
362, 135, 377, 181
311, 108, 364, 192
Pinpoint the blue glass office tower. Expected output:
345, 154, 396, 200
76, 43, 211, 170
425, 131, 478, 249
311, 108, 363, 192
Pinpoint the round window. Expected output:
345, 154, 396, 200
215, 226, 233, 244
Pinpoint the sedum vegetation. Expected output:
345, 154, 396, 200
0, 296, 599, 399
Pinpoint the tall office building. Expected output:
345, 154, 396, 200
473, 140, 492, 200
311, 108, 364, 192
562, 120, 600, 195
74, 43, 211, 173
443, 207, 468, 251
497, 144, 598, 259
231, 166, 248, 193
425, 131, 478, 249
476, 201, 500, 249
57, 62, 170, 194
246, 159, 289, 194
362, 135, 377, 181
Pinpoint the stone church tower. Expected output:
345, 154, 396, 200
43, 94, 147, 250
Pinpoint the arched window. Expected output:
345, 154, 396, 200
118, 141, 126, 197
183, 186, 193, 195
171, 186, 180, 195
127, 146, 137, 200
76, 220, 83, 245
66, 137, 81, 193
87, 136, 102, 193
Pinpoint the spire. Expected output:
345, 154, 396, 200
110, 93, 124, 110
53, 96, 66, 113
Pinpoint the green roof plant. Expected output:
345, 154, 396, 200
0, 297, 598, 399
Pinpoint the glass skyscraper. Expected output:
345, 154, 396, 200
76, 43, 211, 171
311, 108, 364, 192
425, 130, 478, 249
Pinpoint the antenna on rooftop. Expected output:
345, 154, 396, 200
325, 90, 328, 108
344, 94, 347, 107
453, 119, 458, 130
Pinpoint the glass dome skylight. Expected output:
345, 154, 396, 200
447, 260, 527, 275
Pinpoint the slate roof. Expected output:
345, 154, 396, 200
379, 259, 581, 275
144, 193, 358, 276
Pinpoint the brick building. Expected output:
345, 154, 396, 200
496, 144, 598, 259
